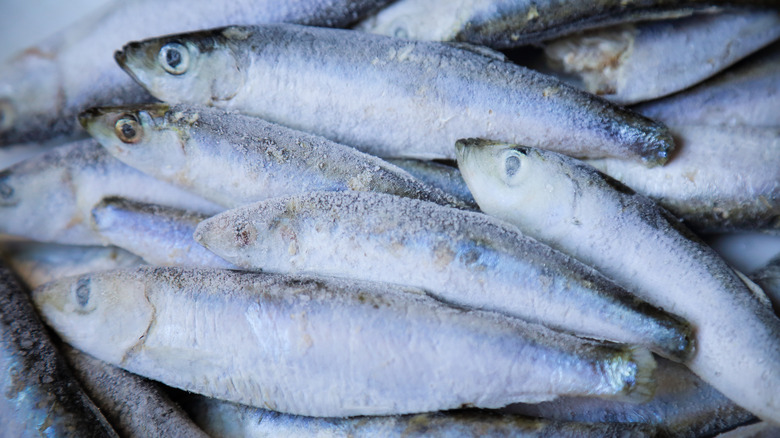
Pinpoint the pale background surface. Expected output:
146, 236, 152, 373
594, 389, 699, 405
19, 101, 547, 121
1, 0, 778, 272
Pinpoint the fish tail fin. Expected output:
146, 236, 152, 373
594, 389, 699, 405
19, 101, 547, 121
613, 346, 657, 404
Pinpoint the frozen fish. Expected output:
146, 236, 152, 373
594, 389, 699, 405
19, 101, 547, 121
33, 267, 657, 417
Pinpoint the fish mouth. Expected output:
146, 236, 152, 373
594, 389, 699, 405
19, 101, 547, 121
114, 44, 145, 86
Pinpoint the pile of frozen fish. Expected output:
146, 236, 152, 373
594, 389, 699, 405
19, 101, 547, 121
0, 1, 779, 436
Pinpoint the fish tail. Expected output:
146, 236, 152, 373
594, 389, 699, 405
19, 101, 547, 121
611, 346, 657, 404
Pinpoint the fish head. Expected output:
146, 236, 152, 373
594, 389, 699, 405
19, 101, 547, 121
455, 138, 579, 234
32, 271, 154, 365
80, 103, 191, 178
115, 27, 247, 105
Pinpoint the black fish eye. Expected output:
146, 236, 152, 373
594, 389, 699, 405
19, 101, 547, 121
505, 154, 521, 178
158, 42, 190, 75
74, 278, 91, 308
114, 114, 143, 144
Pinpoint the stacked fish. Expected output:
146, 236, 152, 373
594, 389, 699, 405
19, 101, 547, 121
0, 1, 779, 436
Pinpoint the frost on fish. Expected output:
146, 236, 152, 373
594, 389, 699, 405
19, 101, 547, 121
32, 267, 657, 417
0, 263, 118, 437
195, 191, 693, 361
0, 0, 395, 146
62, 345, 209, 438
116, 24, 674, 166
0, 139, 221, 245
91, 196, 235, 269
454, 139, 780, 424
507, 358, 755, 438
0, 241, 143, 289
387, 158, 479, 210
182, 395, 658, 437
357, 0, 777, 48
543, 9, 780, 104
634, 41, 780, 127
586, 125, 780, 234
80, 104, 466, 209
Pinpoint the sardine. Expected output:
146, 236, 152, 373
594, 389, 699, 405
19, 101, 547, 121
0, 0, 395, 146
32, 267, 658, 417
752, 255, 780, 315
91, 196, 235, 268
387, 159, 479, 210
62, 345, 209, 438
80, 104, 465, 209
0, 262, 118, 437
634, 41, 780, 127
0, 139, 222, 245
0, 241, 143, 289
541, 9, 780, 104
182, 395, 658, 437
116, 24, 674, 166
357, 0, 777, 48
454, 139, 780, 423
507, 358, 755, 438
194, 191, 693, 361
585, 125, 780, 233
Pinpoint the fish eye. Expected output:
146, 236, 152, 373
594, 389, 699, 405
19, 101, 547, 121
158, 42, 190, 75
74, 277, 91, 308
505, 153, 522, 178
114, 114, 143, 144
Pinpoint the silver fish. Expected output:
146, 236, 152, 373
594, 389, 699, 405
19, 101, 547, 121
0, 241, 143, 289
0, 262, 119, 437
752, 255, 780, 315
454, 139, 780, 423
80, 104, 465, 209
117, 24, 674, 166
183, 395, 658, 437
0, 0, 395, 146
356, 0, 760, 47
506, 357, 755, 438
0, 139, 221, 245
32, 267, 657, 417
634, 41, 780, 127
91, 196, 235, 268
542, 9, 780, 104
387, 158, 479, 210
194, 191, 693, 361
585, 125, 780, 233
62, 345, 209, 438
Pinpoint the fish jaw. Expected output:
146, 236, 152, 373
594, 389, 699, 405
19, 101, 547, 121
32, 273, 154, 366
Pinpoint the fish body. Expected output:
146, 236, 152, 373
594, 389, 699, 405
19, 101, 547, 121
183, 396, 657, 437
195, 191, 693, 361
63, 345, 209, 438
585, 125, 780, 233
507, 358, 755, 438
0, 241, 143, 289
635, 41, 780, 127
32, 266, 657, 417
81, 104, 464, 209
117, 24, 674, 166
387, 159, 479, 210
357, 0, 777, 47
542, 9, 780, 104
752, 255, 780, 315
91, 197, 235, 268
0, 0, 394, 146
454, 139, 780, 423
0, 139, 221, 245
0, 263, 118, 437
